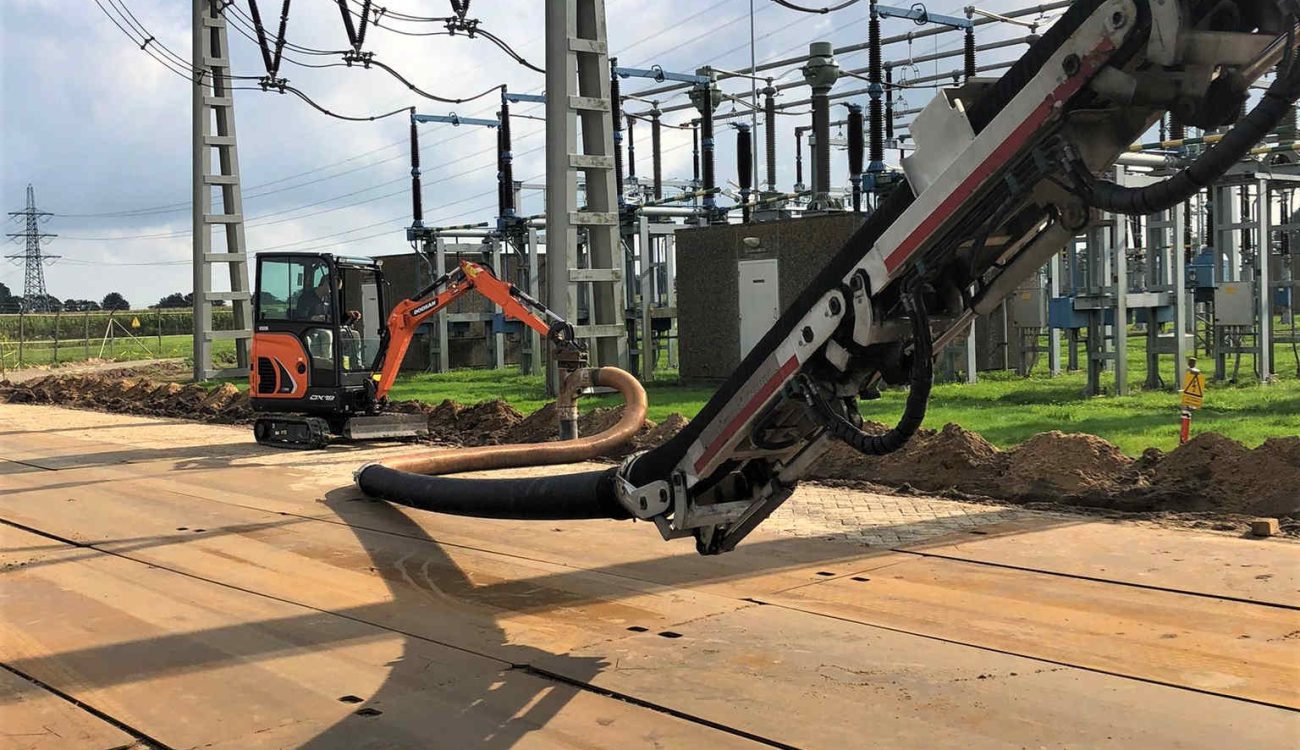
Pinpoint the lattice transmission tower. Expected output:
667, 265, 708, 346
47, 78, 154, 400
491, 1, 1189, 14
5, 184, 60, 312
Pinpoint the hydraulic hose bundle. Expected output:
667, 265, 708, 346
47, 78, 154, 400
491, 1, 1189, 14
1078, 26, 1300, 215
355, 367, 646, 520
801, 291, 933, 455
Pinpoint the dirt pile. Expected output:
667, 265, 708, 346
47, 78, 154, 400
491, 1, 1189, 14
4, 369, 1296, 521
390, 398, 525, 445
1124, 433, 1300, 517
0, 374, 256, 423
1004, 431, 1133, 499
810, 422, 1007, 496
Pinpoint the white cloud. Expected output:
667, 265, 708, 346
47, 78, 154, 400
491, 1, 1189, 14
2, 0, 1046, 304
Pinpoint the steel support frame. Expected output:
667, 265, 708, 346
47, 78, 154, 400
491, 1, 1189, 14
192, 0, 252, 381
545, 0, 627, 395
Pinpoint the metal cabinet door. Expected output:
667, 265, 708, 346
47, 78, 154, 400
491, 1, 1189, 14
738, 259, 779, 359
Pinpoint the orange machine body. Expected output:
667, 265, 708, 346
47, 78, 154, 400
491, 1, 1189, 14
249, 332, 310, 399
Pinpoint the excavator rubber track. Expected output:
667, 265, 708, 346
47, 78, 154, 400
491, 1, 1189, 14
253, 415, 331, 450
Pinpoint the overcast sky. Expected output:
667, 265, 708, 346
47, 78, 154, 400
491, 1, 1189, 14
1, 0, 1049, 308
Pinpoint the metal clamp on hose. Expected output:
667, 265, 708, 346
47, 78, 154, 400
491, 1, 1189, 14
612, 452, 673, 519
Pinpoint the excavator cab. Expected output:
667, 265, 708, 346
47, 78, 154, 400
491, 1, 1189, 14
251, 252, 423, 446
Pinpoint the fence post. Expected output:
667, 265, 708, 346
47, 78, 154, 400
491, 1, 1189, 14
157, 308, 164, 357
108, 311, 115, 359
84, 311, 90, 361
53, 309, 61, 364
16, 310, 23, 368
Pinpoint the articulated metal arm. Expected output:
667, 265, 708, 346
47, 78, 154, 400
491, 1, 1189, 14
372, 260, 584, 400
613, 0, 1300, 554
358, 0, 1299, 556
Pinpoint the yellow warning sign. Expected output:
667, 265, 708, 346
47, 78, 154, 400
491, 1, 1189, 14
130, 316, 141, 329
1180, 370, 1206, 410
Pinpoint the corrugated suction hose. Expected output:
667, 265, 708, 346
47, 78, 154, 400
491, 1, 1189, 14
354, 367, 646, 520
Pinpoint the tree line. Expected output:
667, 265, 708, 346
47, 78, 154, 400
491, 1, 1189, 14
0, 282, 225, 313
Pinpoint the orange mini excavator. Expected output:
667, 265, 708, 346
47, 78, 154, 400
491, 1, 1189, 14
249, 252, 584, 448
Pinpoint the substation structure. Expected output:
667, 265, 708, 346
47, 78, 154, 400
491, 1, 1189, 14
189, 0, 1298, 397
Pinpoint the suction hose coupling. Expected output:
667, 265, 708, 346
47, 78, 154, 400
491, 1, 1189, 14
355, 367, 648, 520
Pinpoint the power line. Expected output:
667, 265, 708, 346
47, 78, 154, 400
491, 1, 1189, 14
60, 137, 549, 242
73, 0, 731, 221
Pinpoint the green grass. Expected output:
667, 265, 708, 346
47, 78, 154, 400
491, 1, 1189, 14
0, 334, 236, 369
387, 329, 1300, 456
387, 369, 715, 424
189, 322, 1300, 456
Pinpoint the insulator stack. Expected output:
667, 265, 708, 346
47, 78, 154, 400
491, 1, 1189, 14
409, 109, 423, 226
626, 114, 637, 179
499, 98, 514, 219
737, 123, 753, 222
651, 106, 663, 200
867, 5, 884, 175
794, 128, 804, 187
700, 103, 716, 213
847, 103, 864, 212
692, 121, 700, 186
802, 42, 840, 207
764, 84, 777, 190
610, 61, 625, 208
963, 15, 975, 81
884, 65, 894, 141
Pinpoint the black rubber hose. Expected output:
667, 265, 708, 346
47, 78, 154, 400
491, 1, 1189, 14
1083, 60, 1300, 215
355, 465, 629, 520
811, 293, 932, 455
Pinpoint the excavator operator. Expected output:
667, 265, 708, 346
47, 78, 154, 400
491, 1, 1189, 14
295, 275, 335, 322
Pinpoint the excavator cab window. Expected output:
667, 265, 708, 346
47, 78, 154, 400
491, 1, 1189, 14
255, 255, 339, 388
337, 264, 383, 373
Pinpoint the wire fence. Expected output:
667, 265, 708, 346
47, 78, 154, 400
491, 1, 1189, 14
0, 309, 240, 373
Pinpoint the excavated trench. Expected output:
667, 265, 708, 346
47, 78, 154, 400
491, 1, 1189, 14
2, 372, 1296, 527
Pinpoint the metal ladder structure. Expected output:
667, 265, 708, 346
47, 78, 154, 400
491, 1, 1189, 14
545, 0, 628, 387
191, 0, 252, 380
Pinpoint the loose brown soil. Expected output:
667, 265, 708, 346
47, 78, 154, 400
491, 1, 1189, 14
2, 371, 1296, 524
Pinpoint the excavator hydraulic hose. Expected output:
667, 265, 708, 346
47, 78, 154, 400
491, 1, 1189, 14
355, 367, 646, 519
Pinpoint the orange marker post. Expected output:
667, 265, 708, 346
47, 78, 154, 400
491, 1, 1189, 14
1178, 357, 1205, 445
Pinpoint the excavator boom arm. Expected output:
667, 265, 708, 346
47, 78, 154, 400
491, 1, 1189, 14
373, 260, 579, 400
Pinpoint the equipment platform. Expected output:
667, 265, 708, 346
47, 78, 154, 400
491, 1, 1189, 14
1, 403, 1296, 749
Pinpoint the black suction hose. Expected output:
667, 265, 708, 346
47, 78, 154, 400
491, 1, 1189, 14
1081, 55, 1300, 215
356, 467, 627, 520
356, 367, 646, 520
